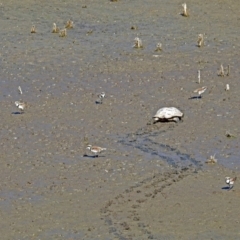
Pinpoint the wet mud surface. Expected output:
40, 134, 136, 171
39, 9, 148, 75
0, 0, 240, 239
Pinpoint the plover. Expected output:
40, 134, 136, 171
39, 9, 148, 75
65, 20, 73, 29
181, 3, 189, 17
197, 34, 203, 47
31, 25, 36, 33
96, 92, 106, 104
225, 177, 237, 190
86, 145, 106, 157
133, 37, 143, 48
52, 23, 59, 33
193, 86, 207, 98
15, 101, 26, 113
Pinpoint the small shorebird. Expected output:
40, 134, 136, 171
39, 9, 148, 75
52, 23, 59, 33
197, 34, 203, 47
96, 92, 106, 104
225, 177, 237, 190
15, 101, 26, 113
193, 86, 207, 98
65, 20, 73, 29
86, 145, 106, 157
31, 25, 36, 33
133, 37, 143, 48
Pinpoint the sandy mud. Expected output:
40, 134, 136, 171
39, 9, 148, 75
0, 0, 240, 239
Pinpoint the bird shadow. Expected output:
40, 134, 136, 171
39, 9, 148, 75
95, 100, 103, 104
221, 186, 231, 190
83, 154, 105, 158
188, 96, 202, 100
12, 111, 24, 115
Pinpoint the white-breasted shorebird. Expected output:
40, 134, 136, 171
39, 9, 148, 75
86, 145, 106, 157
133, 37, 143, 48
225, 177, 237, 190
193, 86, 207, 98
96, 92, 105, 104
15, 101, 27, 113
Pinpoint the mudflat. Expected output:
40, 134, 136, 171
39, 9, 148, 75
0, 0, 239, 239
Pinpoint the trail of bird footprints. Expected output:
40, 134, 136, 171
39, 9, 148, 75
101, 167, 195, 240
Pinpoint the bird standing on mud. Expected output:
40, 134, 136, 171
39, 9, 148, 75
86, 145, 106, 157
193, 86, 207, 98
15, 101, 27, 113
96, 92, 105, 104
225, 177, 237, 190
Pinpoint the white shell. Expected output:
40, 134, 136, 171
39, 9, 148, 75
153, 107, 183, 122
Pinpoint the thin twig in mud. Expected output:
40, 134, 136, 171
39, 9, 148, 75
225, 84, 230, 91
197, 34, 203, 47
226, 64, 230, 76
198, 70, 201, 84
18, 86, 23, 95
218, 64, 225, 77
83, 136, 89, 156
181, 3, 189, 17
52, 23, 59, 33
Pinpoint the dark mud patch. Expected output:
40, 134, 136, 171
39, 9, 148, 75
117, 124, 203, 169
